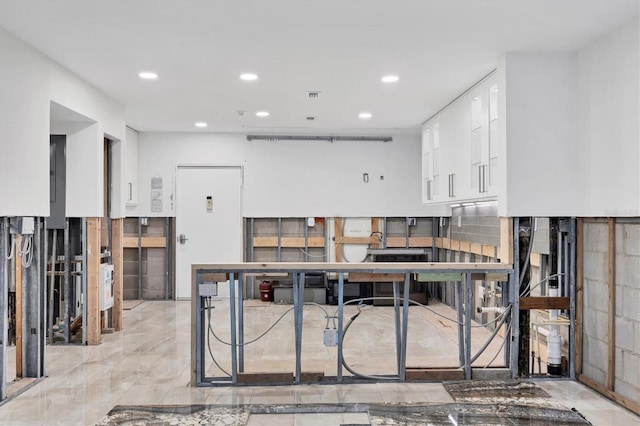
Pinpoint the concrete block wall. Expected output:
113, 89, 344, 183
614, 221, 640, 402
582, 220, 609, 385
581, 219, 640, 406
451, 204, 500, 247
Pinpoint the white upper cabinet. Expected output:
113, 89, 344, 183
124, 127, 139, 205
422, 72, 498, 205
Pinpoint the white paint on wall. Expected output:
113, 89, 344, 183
65, 124, 103, 217
501, 52, 579, 217
0, 27, 50, 216
576, 17, 640, 217
128, 132, 449, 218
0, 26, 125, 217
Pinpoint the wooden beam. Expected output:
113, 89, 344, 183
237, 372, 293, 384
336, 236, 379, 245
123, 236, 166, 248
15, 235, 22, 378
112, 219, 124, 332
86, 218, 101, 345
607, 217, 616, 391
405, 368, 464, 381
385, 236, 432, 248
200, 273, 229, 282
518, 297, 570, 310
499, 217, 514, 264
578, 374, 640, 416
575, 218, 584, 375
348, 272, 406, 282
252, 236, 325, 248
334, 218, 343, 262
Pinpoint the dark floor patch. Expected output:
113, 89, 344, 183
444, 380, 549, 400
97, 402, 590, 425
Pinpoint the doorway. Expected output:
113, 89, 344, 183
175, 166, 243, 299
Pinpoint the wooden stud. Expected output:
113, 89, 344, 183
15, 235, 22, 378
607, 218, 616, 391
112, 218, 124, 332
334, 218, 343, 262
499, 217, 514, 264
86, 217, 101, 345
575, 218, 584, 375
370, 217, 380, 249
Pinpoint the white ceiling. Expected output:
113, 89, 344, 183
0, 0, 638, 134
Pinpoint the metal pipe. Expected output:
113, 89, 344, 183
304, 218, 309, 262
82, 218, 87, 345
400, 272, 411, 380
64, 219, 70, 343
337, 272, 344, 382
456, 280, 464, 367
0, 218, 8, 400
137, 217, 142, 299
464, 273, 472, 379
277, 218, 282, 262
238, 272, 244, 373
298, 273, 305, 382
195, 271, 204, 384
393, 281, 402, 375
511, 218, 520, 379
164, 218, 169, 300
569, 218, 577, 379
229, 273, 238, 383
48, 229, 57, 344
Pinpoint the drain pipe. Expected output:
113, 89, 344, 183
547, 276, 563, 376
476, 306, 507, 315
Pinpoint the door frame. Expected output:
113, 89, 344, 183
174, 164, 245, 300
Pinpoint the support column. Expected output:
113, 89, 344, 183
86, 217, 102, 345
112, 219, 124, 331
0, 218, 8, 400
24, 218, 45, 377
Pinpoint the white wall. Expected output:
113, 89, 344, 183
128, 132, 449, 218
576, 17, 640, 217
0, 27, 50, 216
501, 52, 579, 217
0, 26, 125, 217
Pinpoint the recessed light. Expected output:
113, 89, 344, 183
381, 75, 399, 83
240, 73, 258, 81
359, 112, 372, 119
256, 111, 269, 117
139, 71, 158, 80
195, 122, 207, 128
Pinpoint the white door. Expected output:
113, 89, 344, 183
175, 166, 243, 299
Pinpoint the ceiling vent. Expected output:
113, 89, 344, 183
306, 116, 316, 121
307, 91, 320, 99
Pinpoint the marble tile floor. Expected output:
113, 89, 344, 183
0, 300, 637, 425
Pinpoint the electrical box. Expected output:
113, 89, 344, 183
199, 282, 218, 297
323, 329, 338, 347
99, 264, 114, 311
9, 217, 35, 234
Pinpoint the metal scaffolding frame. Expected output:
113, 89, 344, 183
191, 262, 516, 386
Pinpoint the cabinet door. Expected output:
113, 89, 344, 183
125, 127, 138, 205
